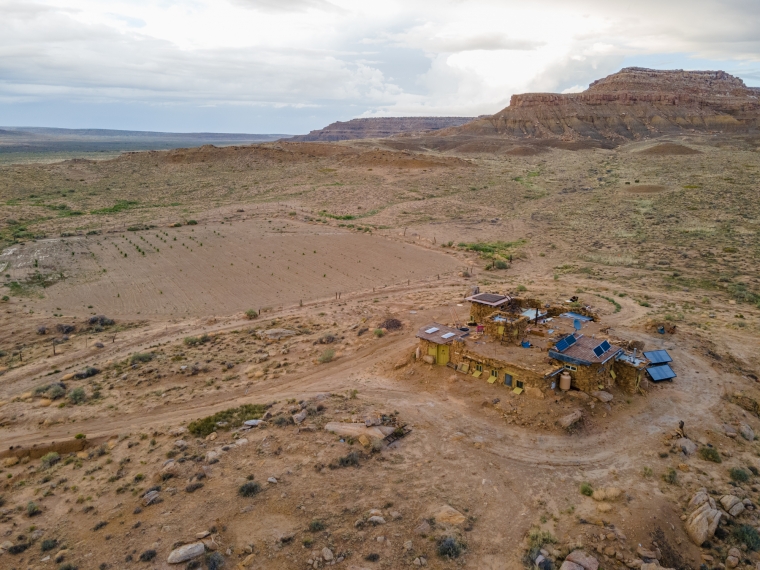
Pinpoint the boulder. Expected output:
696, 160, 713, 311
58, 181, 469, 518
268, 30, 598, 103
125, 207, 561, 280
636, 545, 659, 560
292, 410, 308, 424
560, 563, 584, 570
720, 495, 745, 517
368, 516, 386, 525
422, 355, 435, 364
724, 424, 738, 438
261, 329, 295, 340
591, 391, 613, 403
740, 424, 755, 441
433, 505, 466, 525
558, 410, 583, 429
685, 501, 722, 545
167, 542, 205, 564
322, 547, 334, 561
565, 550, 599, 570
676, 438, 697, 456
525, 386, 545, 399
689, 489, 709, 508
565, 390, 590, 400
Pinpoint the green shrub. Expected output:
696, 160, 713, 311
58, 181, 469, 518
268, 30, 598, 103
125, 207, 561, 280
437, 537, 464, 558
27, 501, 40, 516
373, 328, 384, 338
186, 220, 198, 225
75, 433, 86, 439
245, 309, 258, 320
41, 538, 57, 552
699, 447, 722, 463
493, 260, 509, 270
47, 384, 65, 400
526, 527, 557, 550
734, 524, 760, 551
580, 482, 593, 496
309, 520, 325, 532
318, 349, 335, 363
663, 468, 678, 485
329, 451, 361, 469
517, 284, 527, 292
188, 403, 266, 437
130, 352, 154, 365
184, 334, 211, 347
40, 452, 61, 468
68, 387, 86, 405
239, 481, 261, 497
730, 467, 750, 482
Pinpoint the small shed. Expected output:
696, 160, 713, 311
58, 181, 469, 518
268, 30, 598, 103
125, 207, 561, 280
465, 292, 512, 322
416, 323, 469, 366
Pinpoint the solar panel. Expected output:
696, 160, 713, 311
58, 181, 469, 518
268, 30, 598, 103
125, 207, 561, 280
565, 335, 577, 347
593, 345, 605, 358
600, 340, 611, 353
554, 338, 569, 352
644, 350, 672, 364
441, 332, 455, 339
424, 327, 439, 334
648, 364, 676, 382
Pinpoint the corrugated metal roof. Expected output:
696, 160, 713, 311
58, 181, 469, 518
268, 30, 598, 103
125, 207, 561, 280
648, 364, 676, 382
416, 323, 469, 344
643, 350, 672, 365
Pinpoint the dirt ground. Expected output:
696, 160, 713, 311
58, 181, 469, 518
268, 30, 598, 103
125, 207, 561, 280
0, 136, 759, 569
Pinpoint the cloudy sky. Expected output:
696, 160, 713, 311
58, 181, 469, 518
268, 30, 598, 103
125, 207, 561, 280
1, 0, 759, 133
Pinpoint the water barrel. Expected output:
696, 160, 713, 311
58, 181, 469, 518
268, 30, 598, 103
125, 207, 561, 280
560, 372, 572, 391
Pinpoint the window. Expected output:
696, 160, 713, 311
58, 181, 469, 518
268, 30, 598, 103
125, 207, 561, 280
490, 369, 498, 378
504, 373, 513, 387
516, 380, 524, 389
564, 364, 577, 371
475, 364, 483, 372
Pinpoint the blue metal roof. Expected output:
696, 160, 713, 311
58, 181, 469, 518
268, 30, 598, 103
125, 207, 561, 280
648, 364, 676, 382
644, 350, 672, 365
559, 312, 593, 322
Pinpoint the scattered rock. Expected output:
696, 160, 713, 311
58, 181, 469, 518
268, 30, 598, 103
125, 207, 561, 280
260, 328, 295, 340
636, 545, 659, 560
414, 520, 431, 535
724, 424, 738, 438
565, 390, 590, 400
267, 477, 278, 484
167, 542, 205, 564
685, 501, 722, 545
591, 391, 613, 403
293, 410, 308, 424
368, 516, 386, 525
559, 562, 585, 570
175, 439, 187, 449
558, 410, 584, 429
433, 504, 466, 525
143, 490, 160, 506
720, 495, 745, 517
675, 438, 697, 456
565, 550, 600, 570
740, 424, 755, 441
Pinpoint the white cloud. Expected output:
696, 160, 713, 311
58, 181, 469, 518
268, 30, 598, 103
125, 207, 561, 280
0, 0, 759, 130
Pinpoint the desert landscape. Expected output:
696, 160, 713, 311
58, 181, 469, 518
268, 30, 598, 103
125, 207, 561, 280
0, 67, 759, 570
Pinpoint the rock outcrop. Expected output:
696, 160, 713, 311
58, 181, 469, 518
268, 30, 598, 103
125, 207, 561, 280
288, 117, 476, 142
439, 67, 760, 143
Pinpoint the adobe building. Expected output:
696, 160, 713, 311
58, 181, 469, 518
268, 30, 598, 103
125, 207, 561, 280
415, 291, 673, 397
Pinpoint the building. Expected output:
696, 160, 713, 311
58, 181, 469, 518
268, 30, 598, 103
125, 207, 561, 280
415, 292, 673, 397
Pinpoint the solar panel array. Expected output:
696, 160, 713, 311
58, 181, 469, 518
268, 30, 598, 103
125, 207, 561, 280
592, 340, 612, 358
648, 364, 676, 382
425, 327, 440, 334
643, 350, 672, 364
554, 335, 577, 353
441, 332, 455, 339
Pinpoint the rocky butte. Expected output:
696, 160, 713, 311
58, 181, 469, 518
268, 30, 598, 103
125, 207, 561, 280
287, 116, 475, 142
440, 67, 760, 142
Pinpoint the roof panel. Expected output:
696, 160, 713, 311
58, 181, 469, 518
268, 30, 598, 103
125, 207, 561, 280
648, 364, 676, 381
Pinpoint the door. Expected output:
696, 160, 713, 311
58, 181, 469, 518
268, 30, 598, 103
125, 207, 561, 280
437, 344, 450, 366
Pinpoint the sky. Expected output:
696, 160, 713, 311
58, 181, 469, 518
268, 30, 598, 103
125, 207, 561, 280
1, 0, 759, 134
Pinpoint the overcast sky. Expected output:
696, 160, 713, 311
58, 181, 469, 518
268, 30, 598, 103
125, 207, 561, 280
1, 0, 759, 133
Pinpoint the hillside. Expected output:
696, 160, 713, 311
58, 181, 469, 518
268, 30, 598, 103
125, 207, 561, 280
287, 116, 475, 142
434, 67, 760, 144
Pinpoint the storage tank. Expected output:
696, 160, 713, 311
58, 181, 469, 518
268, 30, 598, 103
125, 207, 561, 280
559, 372, 572, 391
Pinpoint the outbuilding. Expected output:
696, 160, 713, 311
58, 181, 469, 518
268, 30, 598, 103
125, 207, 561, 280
416, 323, 469, 366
